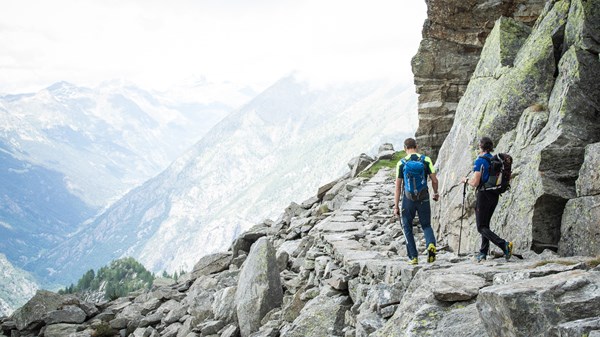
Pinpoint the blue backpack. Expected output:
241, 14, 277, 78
401, 155, 429, 201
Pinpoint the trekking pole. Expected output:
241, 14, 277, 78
458, 171, 470, 256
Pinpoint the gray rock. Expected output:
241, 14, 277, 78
376, 150, 396, 161
161, 322, 183, 337
139, 311, 163, 327
109, 317, 129, 330
163, 302, 188, 324
146, 287, 180, 302
276, 250, 290, 271
564, 0, 600, 54
43, 323, 82, 337
432, 274, 486, 302
350, 154, 374, 178
300, 196, 319, 209
235, 237, 283, 337
212, 287, 237, 323
152, 277, 176, 288
560, 195, 600, 257
10, 290, 65, 330
177, 316, 199, 337
220, 324, 240, 337
477, 270, 600, 337
44, 305, 87, 325
141, 298, 162, 314
190, 253, 232, 279
435, 303, 489, 337
182, 277, 216, 321
94, 310, 116, 322
556, 317, 600, 337
375, 268, 489, 336
378, 143, 394, 153
279, 295, 350, 337
281, 289, 307, 323
575, 142, 600, 197
199, 320, 225, 335
326, 270, 350, 291
78, 302, 99, 318
317, 179, 340, 201
323, 179, 348, 202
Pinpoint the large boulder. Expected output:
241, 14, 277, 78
374, 270, 488, 337
349, 154, 374, 178
477, 270, 600, 337
44, 306, 86, 325
279, 294, 350, 337
190, 252, 232, 279
235, 237, 283, 337
10, 290, 65, 330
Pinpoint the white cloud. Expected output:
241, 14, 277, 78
0, 0, 426, 93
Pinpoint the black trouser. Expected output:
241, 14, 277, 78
476, 190, 506, 254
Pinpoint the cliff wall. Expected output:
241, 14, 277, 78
430, 0, 600, 256
413, 0, 546, 161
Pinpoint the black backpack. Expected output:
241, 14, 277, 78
480, 153, 513, 194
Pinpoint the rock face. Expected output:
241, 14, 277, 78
1, 165, 599, 337
431, 0, 600, 256
560, 142, 600, 256
412, 0, 546, 161
478, 270, 600, 337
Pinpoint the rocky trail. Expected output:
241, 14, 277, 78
2, 161, 599, 337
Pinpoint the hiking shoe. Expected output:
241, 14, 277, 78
504, 241, 513, 261
409, 257, 418, 265
427, 243, 436, 263
476, 252, 487, 262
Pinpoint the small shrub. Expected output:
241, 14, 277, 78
318, 204, 331, 215
529, 103, 546, 112
92, 322, 115, 337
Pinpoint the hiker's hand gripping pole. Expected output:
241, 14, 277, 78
458, 171, 470, 256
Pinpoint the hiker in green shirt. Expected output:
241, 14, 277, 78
394, 138, 439, 265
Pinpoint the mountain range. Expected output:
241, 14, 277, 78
0, 79, 254, 294
28, 75, 417, 284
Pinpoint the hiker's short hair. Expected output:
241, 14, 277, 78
479, 137, 494, 152
404, 138, 417, 150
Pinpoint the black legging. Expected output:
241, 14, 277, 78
476, 190, 507, 254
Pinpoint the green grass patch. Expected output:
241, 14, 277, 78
586, 256, 600, 268
359, 151, 406, 179
530, 259, 579, 269
318, 204, 331, 215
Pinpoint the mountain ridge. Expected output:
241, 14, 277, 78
29, 75, 417, 285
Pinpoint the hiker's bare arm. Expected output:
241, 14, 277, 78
467, 171, 481, 187
430, 173, 439, 201
394, 178, 402, 216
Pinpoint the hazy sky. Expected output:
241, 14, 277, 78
1, 0, 427, 94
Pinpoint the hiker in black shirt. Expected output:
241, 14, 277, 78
461, 137, 513, 262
